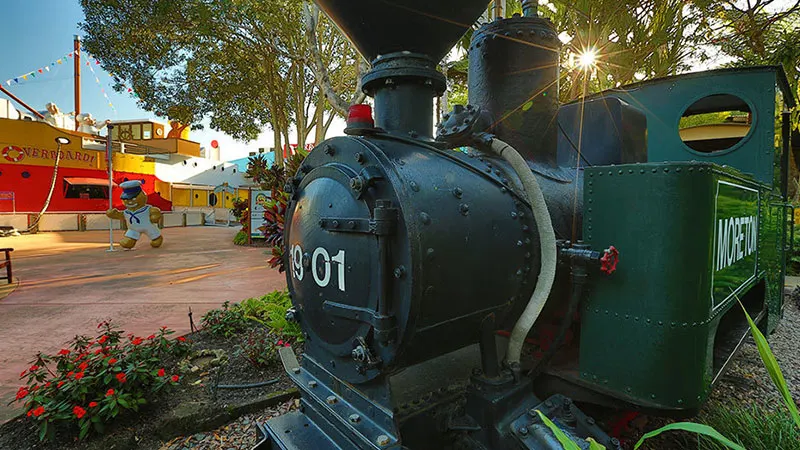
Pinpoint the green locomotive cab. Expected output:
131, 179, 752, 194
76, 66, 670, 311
550, 66, 796, 414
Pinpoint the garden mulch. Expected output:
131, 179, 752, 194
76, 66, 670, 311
0, 325, 298, 450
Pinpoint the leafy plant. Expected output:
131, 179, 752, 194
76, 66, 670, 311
200, 301, 248, 338
233, 230, 248, 246
260, 192, 289, 272
237, 291, 302, 341
692, 401, 800, 450
235, 328, 291, 368
738, 299, 800, 426
14, 321, 188, 441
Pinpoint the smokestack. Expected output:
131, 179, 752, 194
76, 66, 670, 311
315, 0, 489, 138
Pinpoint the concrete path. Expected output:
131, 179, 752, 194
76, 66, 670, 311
0, 227, 285, 422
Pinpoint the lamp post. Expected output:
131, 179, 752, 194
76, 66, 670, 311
106, 124, 116, 252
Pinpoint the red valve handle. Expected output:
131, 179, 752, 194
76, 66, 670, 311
600, 246, 619, 275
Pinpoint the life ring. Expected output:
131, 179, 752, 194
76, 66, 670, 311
119, 129, 133, 141
2, 146, 24, 162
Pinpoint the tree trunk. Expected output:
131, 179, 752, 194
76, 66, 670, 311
273, 128, 283, 168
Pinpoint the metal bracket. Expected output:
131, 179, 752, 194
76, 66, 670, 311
323, 301, 396, 330
320, 201, 397, 235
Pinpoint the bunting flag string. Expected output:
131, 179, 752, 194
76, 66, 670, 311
82, 49, 117, 116
4, 50, 75, 86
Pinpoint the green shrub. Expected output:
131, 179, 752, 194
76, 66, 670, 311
14, 321, 189, 441
690, 401, 800, 450
233, 230, 248, 245
239, 290, 302, 341
234, 328, 290, 367
200, 301, 248, 337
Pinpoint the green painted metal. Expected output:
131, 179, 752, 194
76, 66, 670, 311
579, 162, 786, 412
585, 67, 793, 186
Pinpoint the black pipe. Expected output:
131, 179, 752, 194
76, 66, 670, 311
528, 260, 587, 378
216, 378, 281, 390
479, 313, 500, 378
782, 110, 790, 200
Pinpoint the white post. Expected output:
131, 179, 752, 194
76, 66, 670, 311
106, 125, 116, 252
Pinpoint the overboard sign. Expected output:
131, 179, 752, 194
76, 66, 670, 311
711, 181, 759, 311
1, 145, 97, 168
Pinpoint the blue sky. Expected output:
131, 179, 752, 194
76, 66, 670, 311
0, 0, 304, 160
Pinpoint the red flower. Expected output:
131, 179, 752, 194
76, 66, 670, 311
157, 368, 165, 377
177, 336, 186, 342
29, 365, 39, 372
31, 385, 39, 391
277, 340, 284, 346
57, 381, 65, 388
105, 389, 115, 397
74, 372, 85, 380
78, 362, 88, 371
115, 373, 127, 383
26, 410, 32, 417
108, 358, 118, 365
44, 382, 51, 388
58, 349, 70, 356
88, 401, 98, 408
15, 387, 28, 400
19, 370, 26, 378
147, 334, 155, 340
284, 342, 291, 347
73, 405, 86, 419
171, 375, 179, 383
131, 337, 143, 345
98, 335, 108, 344
67, 371, 74, 378
32, 406, 45, 417
94, 348, 103, 355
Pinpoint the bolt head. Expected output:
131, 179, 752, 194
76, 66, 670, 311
292, 367, 301, 374
326, 395, 337, 404
518, 426, 528, 435
308, 380, 317, 388
376, 435, 390, 446
349, 414, 361, 423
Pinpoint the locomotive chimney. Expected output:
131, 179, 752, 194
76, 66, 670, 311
315, 0, 489, 138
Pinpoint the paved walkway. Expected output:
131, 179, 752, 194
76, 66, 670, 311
0, 227, 285, 422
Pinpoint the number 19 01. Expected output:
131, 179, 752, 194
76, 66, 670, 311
291, 244, 346, 291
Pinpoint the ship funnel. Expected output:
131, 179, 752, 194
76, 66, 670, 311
315, 0, 489, 62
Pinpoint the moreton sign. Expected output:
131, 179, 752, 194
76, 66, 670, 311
711, 180, 759, 311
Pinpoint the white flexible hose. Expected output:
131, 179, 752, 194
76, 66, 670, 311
488, 137, 557, 366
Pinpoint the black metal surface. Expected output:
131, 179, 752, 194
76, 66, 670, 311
468, 16, 561, 165
314, 0, 489, 62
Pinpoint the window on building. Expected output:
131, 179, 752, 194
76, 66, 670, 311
64, 184, 108, 199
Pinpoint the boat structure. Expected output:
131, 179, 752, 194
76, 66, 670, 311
0, 43, 253, 234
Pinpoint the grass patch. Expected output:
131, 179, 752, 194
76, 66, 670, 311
684, 401, 800, 450
233, 230, 248, 245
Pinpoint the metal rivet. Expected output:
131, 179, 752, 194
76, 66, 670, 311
420, 212, 431, 225
394, 266, 406, 279
518, 426, 528, 435
348, 220, 355, 229
459, 203, 470, 215
332, 220, 339, 228
326, 395, 337, 404
354, 152, 364, 163
309, 381, 317, 388
452, 187, 463, 198
410, 181, 420, 192
349, 414, 361, 423
377, 435, 390, 446
292, 368, 301, 374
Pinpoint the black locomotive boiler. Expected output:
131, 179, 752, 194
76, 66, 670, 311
255, 1, 794, 449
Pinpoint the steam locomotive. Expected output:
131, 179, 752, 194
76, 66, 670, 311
255, 1, 795, 449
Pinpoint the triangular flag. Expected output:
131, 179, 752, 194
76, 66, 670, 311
50, 62, 55, 66
30, 73, 36, 78
22, 75, 27, 80
68, 53, 72, 57
127, 88, 132, 92
44, 66, 50, 72
86, 61, 90, 66
57, 59, 62, 64
13, 78, 18, 83
95, 60, 100, 65
5, 80, 9, 86
37, 69, 43, 73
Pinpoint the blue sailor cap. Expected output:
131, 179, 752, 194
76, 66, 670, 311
120, 180, 144, 199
